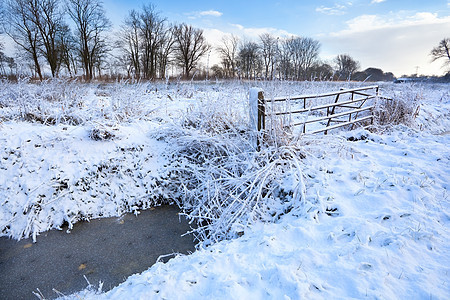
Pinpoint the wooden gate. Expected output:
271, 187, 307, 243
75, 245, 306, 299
250, 85, 387, 137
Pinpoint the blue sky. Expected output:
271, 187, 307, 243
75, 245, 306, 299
103, 0, 448, 35
101, 0, 450, 76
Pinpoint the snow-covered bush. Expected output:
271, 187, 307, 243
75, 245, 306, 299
373, 84, 421, 128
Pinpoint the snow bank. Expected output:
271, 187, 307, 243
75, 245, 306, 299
0, 121, 169, 241
61, 126, 450, 299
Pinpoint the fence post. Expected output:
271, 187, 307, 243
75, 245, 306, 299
373, 86, 379, 126
249, 88, 265, 150
258, 91, 265, 132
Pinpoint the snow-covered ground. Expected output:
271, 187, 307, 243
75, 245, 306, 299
1, 80, 449, 298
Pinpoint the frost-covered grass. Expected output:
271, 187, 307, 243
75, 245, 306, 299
158, 125, 305, 246
1, 80, 449, 298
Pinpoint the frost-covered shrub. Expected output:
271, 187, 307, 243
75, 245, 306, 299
374, 85, 421, 127
100, 82, 151, 122
157, 120, 306, 246
147, 85, 308, 246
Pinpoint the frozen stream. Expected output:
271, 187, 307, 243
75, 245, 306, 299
0, 205, 195, 300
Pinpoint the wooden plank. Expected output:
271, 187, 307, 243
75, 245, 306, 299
291, 106, 374, 126
353, 90, 393, 101
326, 93, 341, 129
353, 90, 372, 97
271, 85, 378, 102
328, 119, 348, 123
338, 105, 360, 109
335, 95, 375, 107
306, 115, 373, 135
272, 96, 375, 116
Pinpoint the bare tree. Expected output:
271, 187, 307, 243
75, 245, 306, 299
283, 36, 320, 80
0, 41, 6, 75
28, 0, 64, 77
157, 24, 174, 78
119, 9, 141, 77
119, 5, 175, 79
173, 23, 210, 78
430, 38, 450, 69
6, 56, 17, 75
259, 33, 278, 80
210, 64, 224, 78
139, 4, 166, 79
216, 34, 239, 78
274, 36, 321, 80
296, 37, 320, 80
281, 37, 307, 80
66, 0, 110, 81
278, 38, 293, 80
118, 5, 174, 80
334, 54, 360, 80
58, 23, 77, 77
238, 40, 261, 79
3, 0, 43, 80
309, 61, 334, 81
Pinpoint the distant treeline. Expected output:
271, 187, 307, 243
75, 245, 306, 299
1, 1, 448, 82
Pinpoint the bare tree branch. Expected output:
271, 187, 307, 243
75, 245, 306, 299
430, 38, 450, 69
3, 0, 43, 80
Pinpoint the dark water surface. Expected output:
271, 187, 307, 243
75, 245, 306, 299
0, 205, 195, 299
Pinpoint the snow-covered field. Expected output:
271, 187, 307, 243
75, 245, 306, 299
0, 80, 449, 298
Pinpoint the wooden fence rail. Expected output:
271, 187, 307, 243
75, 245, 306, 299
250, 86, 389, 143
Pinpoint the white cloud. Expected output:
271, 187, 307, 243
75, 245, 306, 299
229, 24, 294, 39
321, 12, 450, 76
331, 12, 450, 36
230, 24, 244, 31
371, 0, 386, 4
316, 4, 347, 16
186, 10, 223, 20
199, 10, 223, 17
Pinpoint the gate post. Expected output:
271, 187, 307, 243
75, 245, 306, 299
249, 88, 265, 150
257, 91, 265, 132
